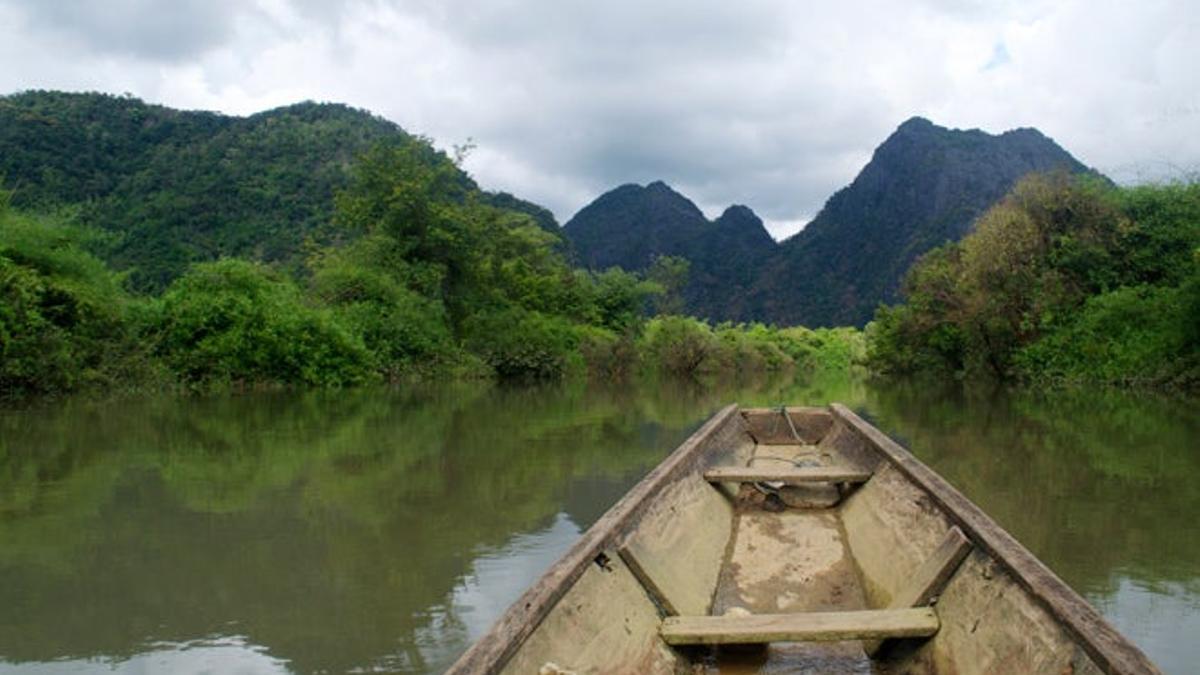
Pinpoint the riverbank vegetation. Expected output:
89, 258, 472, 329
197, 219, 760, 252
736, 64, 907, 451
866, 173, 1200, 388
0, 141, 862, 400
6, 125, 1194, 400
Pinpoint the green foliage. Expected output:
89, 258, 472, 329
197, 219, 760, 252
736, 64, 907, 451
1185, 250, 1200, 348
334, 142, 568, 322
0, 91, 571, 293
864, 243, 968, 376
868, 174, 1200, 388
327, 142, 666, 382
1013, 284, 1197, 387
638, 316, 721, 375
1113, 182, 1200, 287
152, 259, 371, 387
775, 326, 867, 373
309, 234, 455, 377
92, 102, 413, 290
576, 326, 639, 379
582, 267, 662, 332
713, 322, 793, 372
462, 307, 583, 380
0, 209, 143, 397
5, 106, 873, 397
636, 318, 863, 378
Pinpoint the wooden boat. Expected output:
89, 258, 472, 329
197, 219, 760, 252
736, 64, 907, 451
447, 404, 1160, 674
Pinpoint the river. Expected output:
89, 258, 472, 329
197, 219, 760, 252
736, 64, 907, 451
0, 374, 1196, 673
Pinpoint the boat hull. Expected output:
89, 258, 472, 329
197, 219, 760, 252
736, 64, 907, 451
447, 404, 1159, 675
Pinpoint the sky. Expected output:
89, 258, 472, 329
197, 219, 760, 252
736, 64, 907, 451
0, 0, 1196, 239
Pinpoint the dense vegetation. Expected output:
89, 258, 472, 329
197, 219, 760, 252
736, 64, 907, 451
0, 202, 153, 397
0, 137, 862, 400
565, 117, 1095, 327
5, 91, 1190, 398
867, 173, 1200, 388
0, 91, 556, 292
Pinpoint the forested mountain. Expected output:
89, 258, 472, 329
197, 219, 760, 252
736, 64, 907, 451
4, 92, 1096, 326
562, 181, 776, 318
0, 91, 559, 290
565, 117, 1096, 326
3, 91, 1189, 396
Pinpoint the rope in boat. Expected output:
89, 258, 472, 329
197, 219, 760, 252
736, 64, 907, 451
753, 406, 807, 496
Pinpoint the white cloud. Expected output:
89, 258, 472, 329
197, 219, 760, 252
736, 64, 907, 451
0, 0, 1196, 237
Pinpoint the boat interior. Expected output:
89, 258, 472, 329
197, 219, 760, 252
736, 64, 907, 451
454, 405, 1153, 675
666, 407, 968, 674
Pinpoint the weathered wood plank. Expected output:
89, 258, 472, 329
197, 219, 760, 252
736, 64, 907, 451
864, 525, 971, 655
829, 404, 1162, 675
660, 608, 939, 645
741, 407, 834, 444
618, 545, 678, 617
445, 404, 744, 675
704, 466, 872, 484
892, 525, 972, 609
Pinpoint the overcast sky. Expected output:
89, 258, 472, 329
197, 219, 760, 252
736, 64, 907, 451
1, 0, 1196, 238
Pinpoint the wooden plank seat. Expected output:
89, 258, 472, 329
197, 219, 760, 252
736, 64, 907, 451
703, 466, 872, 484
660, 608, 940, 645
865, 525, 972, 655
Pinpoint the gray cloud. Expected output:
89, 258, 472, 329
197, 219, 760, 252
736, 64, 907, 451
1, 0, 240, 61
0, 0, 1197, 237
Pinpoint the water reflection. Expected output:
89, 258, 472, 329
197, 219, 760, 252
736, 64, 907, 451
0, 374, 1195, 673
0, 636, 290, 675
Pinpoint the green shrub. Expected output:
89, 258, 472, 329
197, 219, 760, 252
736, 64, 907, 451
588, 268, 662, 332
577, 326, 638, 379
0, 210, 141, 397
153, 259, 371, 386
865, 245, 967, 376
635, 319, 864, 378
777, 326, 866, 372
1183, 250, 1200, 349
713, 323, 793, 372
462, 307, 582, 380
867, 174, 1200, 388
638, 316, 720, 376
1114, 182, 1200, 287
1015, 283, 1197, 387
310, 237, 455, 378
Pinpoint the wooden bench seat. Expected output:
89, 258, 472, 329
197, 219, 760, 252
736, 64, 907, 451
703, 466, 872, 484
660, 607, 939, 645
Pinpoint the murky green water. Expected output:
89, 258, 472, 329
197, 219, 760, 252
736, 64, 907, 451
1, 375, 1196, 674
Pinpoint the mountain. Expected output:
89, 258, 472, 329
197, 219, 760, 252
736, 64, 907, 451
749, 117, 1095, 326
562, 181, 777, 318
0, 91, 560, 290
3, 93, 1095, 323
565, 117, 1096, 326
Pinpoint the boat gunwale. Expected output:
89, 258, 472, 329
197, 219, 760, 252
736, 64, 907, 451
447, 403, 1161, 675
444, 403, 742, 675
830, 403, 1160, 675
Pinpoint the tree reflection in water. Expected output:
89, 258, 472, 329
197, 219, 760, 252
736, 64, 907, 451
0, 375, 1194, 673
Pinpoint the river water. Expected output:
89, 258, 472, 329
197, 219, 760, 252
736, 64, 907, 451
1, 375, 1196, 674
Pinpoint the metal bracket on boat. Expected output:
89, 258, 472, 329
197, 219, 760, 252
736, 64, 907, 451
593, 552, 614, 572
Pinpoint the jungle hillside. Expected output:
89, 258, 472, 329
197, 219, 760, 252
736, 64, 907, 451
1, 91, 1197, 400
